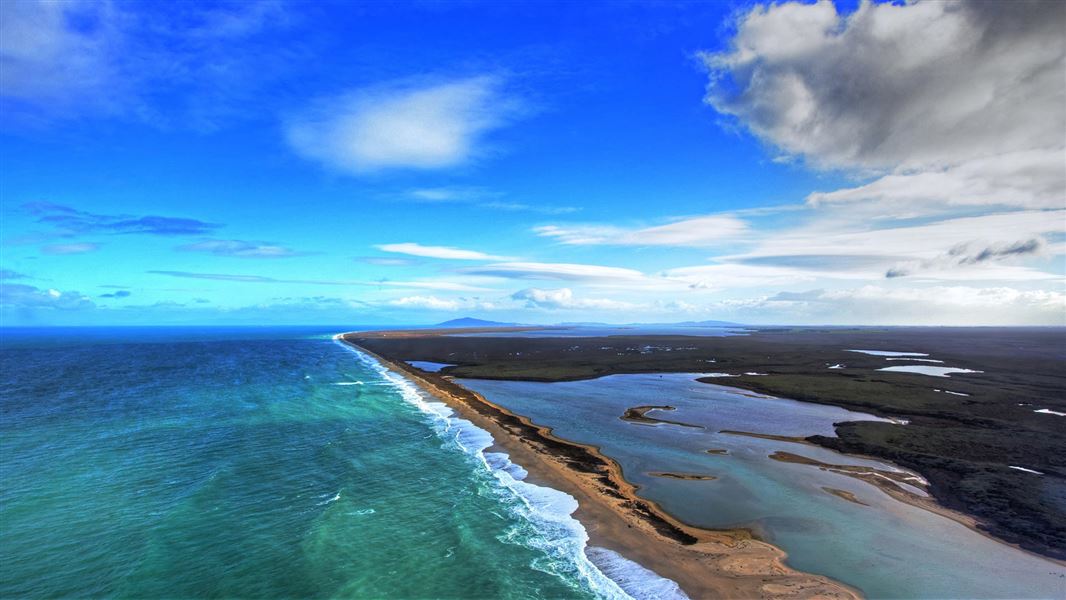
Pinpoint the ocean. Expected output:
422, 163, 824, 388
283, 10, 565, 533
0, 327, 680, 599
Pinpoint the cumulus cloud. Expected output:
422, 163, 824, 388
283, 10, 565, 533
376, 242, 512, 261
286, 75, 525, 173
701, 0, 1066, 171
535, 214, 748, 246
461, 261, 647, 282
177, 239, 306, 258
511, 287, 636, 310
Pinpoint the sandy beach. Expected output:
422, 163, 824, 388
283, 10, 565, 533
342, 336, 861, 599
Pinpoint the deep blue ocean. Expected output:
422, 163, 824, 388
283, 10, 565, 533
0, 327, 677, 599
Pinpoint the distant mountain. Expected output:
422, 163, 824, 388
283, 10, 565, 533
672, 319, 745, 327
435, 317, 521, 328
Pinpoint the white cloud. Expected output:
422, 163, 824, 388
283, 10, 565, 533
511, 287, 636, 310
728, 210, 1064, 275
717, 285, 1066, 326
0, 283, 95, 310
1, 1, 291, 126
387, 295, 497, 312
286, 75, 523, 173
807, 149, 1066, 214
536, 214, 748, 246
178, 239, 305, 258
701, 0, 1066, 171
41, 242, 99, 255
376, 242, 512, 261
460, 261, 648, 282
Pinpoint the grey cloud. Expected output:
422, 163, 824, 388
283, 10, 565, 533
701, 0, 1065, 170
886, 238, 1046, 278
955, 238, 1044, 265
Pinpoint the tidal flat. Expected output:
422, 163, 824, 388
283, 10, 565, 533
457, 373, 1063, 598
352, 326, 1065, 562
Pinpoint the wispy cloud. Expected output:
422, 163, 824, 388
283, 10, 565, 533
511, 287, 636, 310
885, 238, 1047, 279
535, 214, 748, 246
404, 187, 578, 215
355, 256, 421, 267
1, 0, 295, 128
100, 290, 132, 298
0, 269, 27, 280
177, 239, 308, 258
376, 242, 513, 261
41, 242, 100, 255
286, 75, 526, 173
147, 270, 494, 292
24, 202, 221, 237
460, 261, 647, 282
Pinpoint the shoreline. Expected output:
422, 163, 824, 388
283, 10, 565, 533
341, 335, 861, 599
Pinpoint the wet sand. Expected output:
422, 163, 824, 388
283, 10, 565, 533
342, 337, 859, 599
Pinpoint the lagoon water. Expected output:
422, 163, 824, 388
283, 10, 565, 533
460, 373, 1065, 599
0, 328, 670, 599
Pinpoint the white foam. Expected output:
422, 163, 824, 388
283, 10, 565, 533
702, 373, 737, 378
1034, 408, 1066, 416
333, 337, 680, 600
846, 349, 929, 357
886, 357, 944, 363
1009, 466, 1044, 475
318, 492, 341, 505
827, 364, 845, 369
743, 372, 767, 376
586, 547, 690, 600
332, 381, 364, 386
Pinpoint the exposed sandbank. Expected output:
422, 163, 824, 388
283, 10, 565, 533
342, 336, 859, 600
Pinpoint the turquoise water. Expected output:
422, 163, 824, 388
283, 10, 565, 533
460, 374, 1066, 599
0, 328, 680, 599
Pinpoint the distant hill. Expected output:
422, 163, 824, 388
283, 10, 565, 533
435, 317, 521, 328
672, 319, 745, 327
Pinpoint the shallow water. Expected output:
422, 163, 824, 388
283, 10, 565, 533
459, 373, 1065, 599
406, 360, 455, 372
878, 365, 983, 377
846, 349, 929, 357
0, 328, 672, 599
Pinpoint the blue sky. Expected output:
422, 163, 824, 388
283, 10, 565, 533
2, 0, 1064, 326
